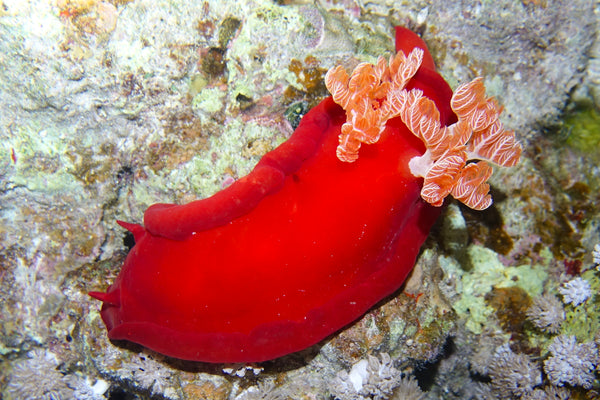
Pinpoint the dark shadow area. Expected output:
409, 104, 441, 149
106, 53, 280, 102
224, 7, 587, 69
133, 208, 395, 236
413, 336, 455, 391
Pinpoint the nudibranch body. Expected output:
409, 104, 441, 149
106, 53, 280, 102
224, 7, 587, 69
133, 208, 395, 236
90, 27, 520, 363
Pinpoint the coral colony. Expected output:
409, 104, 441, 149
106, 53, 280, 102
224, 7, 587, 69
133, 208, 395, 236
544, 335, 599, 389
525, 294, 565, 334
329, 353, 425, 400
559, 276, 592, 306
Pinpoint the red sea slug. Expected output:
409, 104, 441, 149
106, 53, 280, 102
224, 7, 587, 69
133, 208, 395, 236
90, 27, 521, 363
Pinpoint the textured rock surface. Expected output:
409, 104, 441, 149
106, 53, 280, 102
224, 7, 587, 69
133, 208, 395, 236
1, 0, 599, 399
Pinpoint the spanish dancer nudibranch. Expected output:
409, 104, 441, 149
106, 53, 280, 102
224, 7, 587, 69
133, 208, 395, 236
90, 27, 521, 363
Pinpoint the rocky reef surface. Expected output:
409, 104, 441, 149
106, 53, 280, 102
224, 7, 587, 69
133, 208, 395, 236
1, 0, 599, 399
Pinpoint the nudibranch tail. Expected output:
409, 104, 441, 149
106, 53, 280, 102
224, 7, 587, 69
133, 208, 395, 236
89, 289, 120, 307
325, 41, 521, 210
116, 220, 146, 242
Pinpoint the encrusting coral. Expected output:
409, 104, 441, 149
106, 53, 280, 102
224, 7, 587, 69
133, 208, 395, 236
325, 48, 522, 210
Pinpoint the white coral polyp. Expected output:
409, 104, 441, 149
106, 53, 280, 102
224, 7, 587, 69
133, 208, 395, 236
526, 294, 565, 334
329, 353, 403, 400
558, 277, 591, 306
489, 344, 542, 398
348, 359, 369, 392
544, 335, 599, 389
593, 243, 600, 266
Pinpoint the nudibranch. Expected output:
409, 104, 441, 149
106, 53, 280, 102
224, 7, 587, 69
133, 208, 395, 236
90, 27, 521, 363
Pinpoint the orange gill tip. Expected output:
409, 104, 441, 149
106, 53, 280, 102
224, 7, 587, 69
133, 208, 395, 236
325, 47, 425, 163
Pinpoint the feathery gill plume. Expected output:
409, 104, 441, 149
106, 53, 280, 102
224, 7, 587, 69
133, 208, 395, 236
325, 49, 521, 210
325, 48, 424, 162
400, 77, 521, 209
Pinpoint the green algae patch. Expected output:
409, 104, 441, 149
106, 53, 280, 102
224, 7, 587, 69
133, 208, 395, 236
226, 4, 303, 100
133, 117, 286, 209
192, 87, 227, 118
4, 121, 83, 195
563, 106, 600, 156
440, 245, 548, 334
